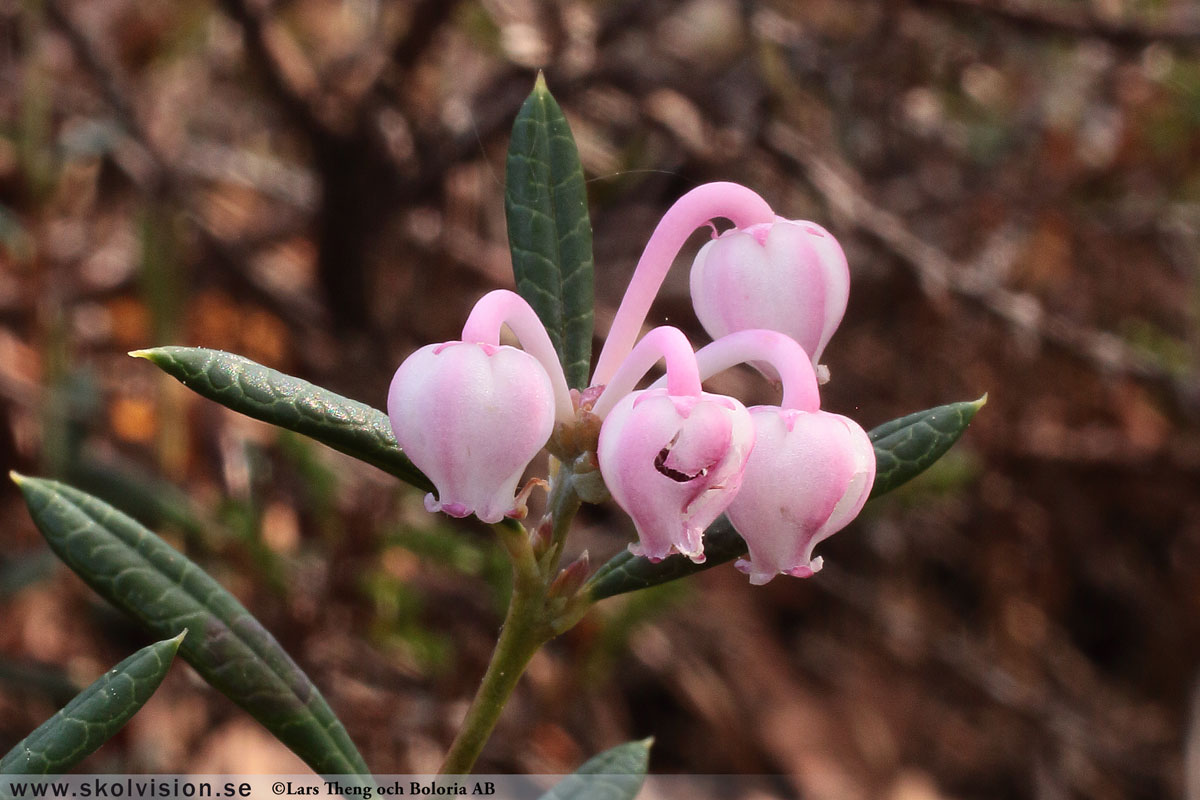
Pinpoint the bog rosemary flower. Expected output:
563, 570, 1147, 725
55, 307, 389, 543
690, 218, 849, 370
730, 406, 875, 584
386, 290, 571, 523
388, 183, 874, 581
683, 329, 875, 583
593, 326, 754, 562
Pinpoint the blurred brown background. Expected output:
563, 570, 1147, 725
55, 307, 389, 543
2, 0, 1200, 797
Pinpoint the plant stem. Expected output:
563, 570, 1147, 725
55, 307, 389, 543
539, 472, 581, 575
438, 520, 552, 775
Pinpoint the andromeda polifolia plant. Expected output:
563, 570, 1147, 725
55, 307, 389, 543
8, 75, 984, 794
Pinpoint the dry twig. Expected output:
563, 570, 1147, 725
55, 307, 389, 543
911, 0, 1200, 48
763, 123, 1184, 392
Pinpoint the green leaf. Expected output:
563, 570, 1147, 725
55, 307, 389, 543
586, 518, 742, 602
539, 738, 652, 800
868, 395, 986, 499
65, 455, 206, 537
505, 73, 595, 389
585, 397, 985, 600
11, 474, 372, 782
133, 346, 432, 493
0, 634, 183, 775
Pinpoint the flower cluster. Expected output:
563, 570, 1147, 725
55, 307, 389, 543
387, 183, 875, 585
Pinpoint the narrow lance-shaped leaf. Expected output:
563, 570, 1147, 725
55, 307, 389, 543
868, 395, 986, 499
133, 346, 432, 493
0, 634, 183, 775
539, 738, 653, 800
505, 74, 595, 389
65, 456, 206, 537
11, 474, 372, 783
585, 397, 984, 601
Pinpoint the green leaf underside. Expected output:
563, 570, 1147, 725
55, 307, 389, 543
586, 398, 984, 601
135, 346, 432, 494
0, 635, 182, 775
505, 75, 595, 390
13, 476, 371, 781
539, 738, 652, 800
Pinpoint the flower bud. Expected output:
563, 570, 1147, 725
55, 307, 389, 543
690, 219, 849, 367
597, 388, 755, 563
547, 550, 591, 600
387, 341, 555, 524
728, 407, 874, 585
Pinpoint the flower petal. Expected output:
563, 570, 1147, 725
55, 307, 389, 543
729, 407, 875, 584
388, 342, 555, 523
690, 219, 850, 366
598, 389, 755, 563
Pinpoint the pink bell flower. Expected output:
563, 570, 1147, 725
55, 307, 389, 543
682, 330, 874, 584
689, 218, 849, 368
598, 389, 754, 562
387, 291, 572, 524
728, 407, 874, 585
592, 327, 754, 563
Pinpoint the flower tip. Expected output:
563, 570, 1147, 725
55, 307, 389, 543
786, 556, 823, 579
737, 555, 822, 585
627, 541, 665, 563
735, 558, 775, 585
424, 494, 472, 519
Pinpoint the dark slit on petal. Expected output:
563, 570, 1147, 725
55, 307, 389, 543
655, 447, 698, 482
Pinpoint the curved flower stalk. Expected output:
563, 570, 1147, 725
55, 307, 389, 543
461, 290, 574, 422
669, 328, 823, 413
591, 183, 776, 386
681, 330, 875, 584
690, 218, 850, 370
387, 290, 571, 523
593, 327, 754, 563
